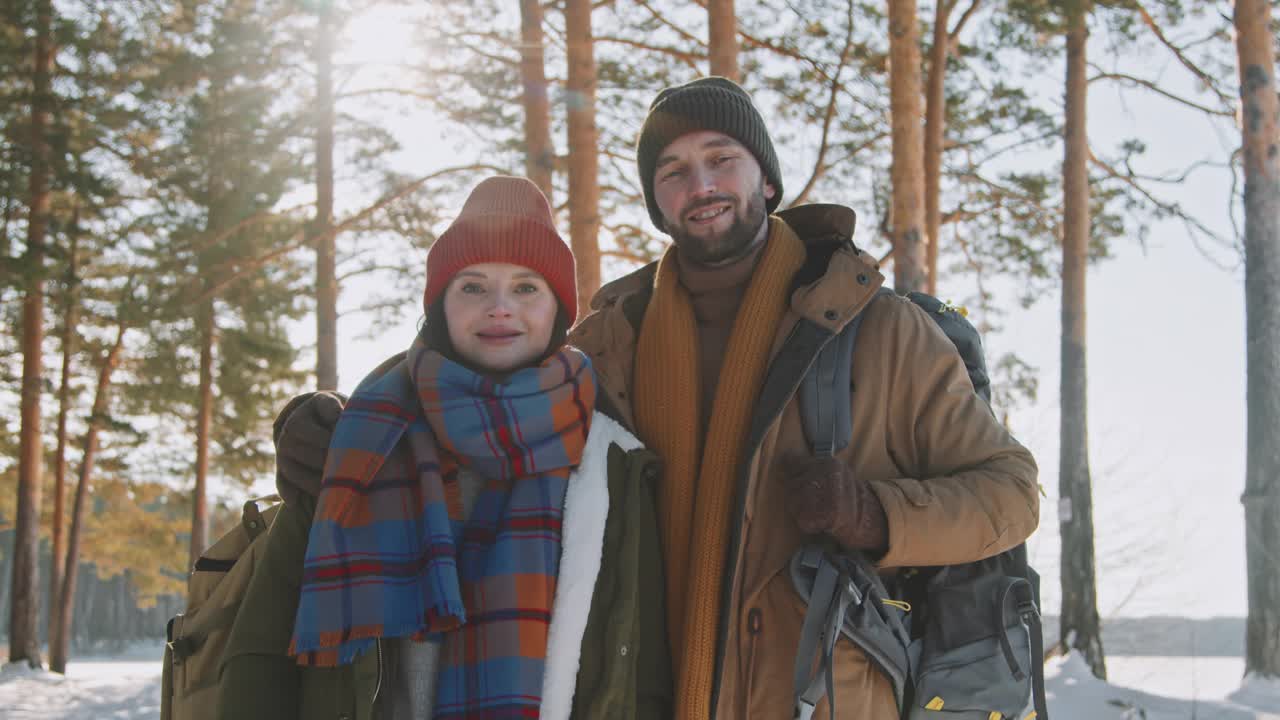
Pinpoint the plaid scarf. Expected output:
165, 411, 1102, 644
291, 329, 595, 720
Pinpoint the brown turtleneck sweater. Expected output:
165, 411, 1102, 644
676, 239, 768, 433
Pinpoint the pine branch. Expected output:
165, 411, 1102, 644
595, 36, 705, 70
1130, 1, 1233, 107
949, 0, 982, 43
1087, 148, 1231, 254
790, 0, 856, 208
630, 0, 707, 49
1087, 69, 1232, 117
196, 164, 504, 303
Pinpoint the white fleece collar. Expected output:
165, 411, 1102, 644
539, 412, 643, 720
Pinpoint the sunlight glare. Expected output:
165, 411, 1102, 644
338, 4, 425, 70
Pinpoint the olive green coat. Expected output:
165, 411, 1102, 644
218, 412, 670, 720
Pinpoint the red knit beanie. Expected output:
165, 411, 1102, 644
423, 176, 577, 324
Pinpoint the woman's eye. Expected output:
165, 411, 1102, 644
514, 283, 540, 295
460, 282, 484, 294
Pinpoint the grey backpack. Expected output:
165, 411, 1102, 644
791, 289, 1049, 720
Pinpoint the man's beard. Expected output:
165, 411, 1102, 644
666, 183, 769, 266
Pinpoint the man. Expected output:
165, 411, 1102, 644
566, 76, 1039, 719
277, 77, 1039, 719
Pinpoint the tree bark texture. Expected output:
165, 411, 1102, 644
888, 0, 927, 294
50, 327, 125, 674
190, 300, 215, 567
519, 0, 554, 200
49, 230, 79, 656
565, 0, 601, 317
707, 0, 739, 81
924, 0, 951, 296
10, 0, 53, 667
314, 4, 338, 391
1059, 4, 1107, 681
1234, 0, 1280, 679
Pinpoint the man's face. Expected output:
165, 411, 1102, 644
652, 130, 776, 266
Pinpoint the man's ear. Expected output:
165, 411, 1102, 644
764, 181, 777, 201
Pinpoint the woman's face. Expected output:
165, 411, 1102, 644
443, 262, 558, 374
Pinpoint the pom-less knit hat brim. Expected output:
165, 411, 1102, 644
423, 176, 578, 325
636, 76, 783, 229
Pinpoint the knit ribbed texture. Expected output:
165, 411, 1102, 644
637, 77, 783, 229
633, 218, 805, 719
423, 175, 578, 323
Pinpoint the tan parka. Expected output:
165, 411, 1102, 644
567, 204, 1040, 720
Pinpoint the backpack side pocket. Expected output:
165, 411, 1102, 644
907, 571, 1037, 719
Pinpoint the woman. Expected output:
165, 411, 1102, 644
218, 176, 670, 720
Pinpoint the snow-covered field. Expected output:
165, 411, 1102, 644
1, 641, 1277, 719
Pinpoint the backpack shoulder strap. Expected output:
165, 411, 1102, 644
799, 287, 892, 457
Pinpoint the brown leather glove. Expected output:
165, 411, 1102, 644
782, 455, 889, 554
273, 391, 346, 502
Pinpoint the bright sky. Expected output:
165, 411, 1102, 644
312, 4, 1251, 621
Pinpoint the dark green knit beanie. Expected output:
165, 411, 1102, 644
636, 76, 783, 229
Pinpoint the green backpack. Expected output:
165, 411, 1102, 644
161, 496, 280, 720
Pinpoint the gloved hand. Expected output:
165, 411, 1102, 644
782, 455, 889, 554
273, 391, 346, 501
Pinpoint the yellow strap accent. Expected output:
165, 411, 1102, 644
1023, 713, 1038, 720
989, 712, 1003, 720
925, 697, 945, 710
882, 599, 912, 612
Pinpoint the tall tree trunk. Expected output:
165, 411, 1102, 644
887, 0, 926, 294
48, 227, 79, 655
10, 0, 53, 667
707, 0, 738, 81
519, 0, 554, 200
924, 0, 951, 296
314, 3, 338, 391
1059, 2, 1106, 680
190, 300, 214, 567
49, 326, 126, 674
1234, 0, 1280, 679
565, 0, 600, 317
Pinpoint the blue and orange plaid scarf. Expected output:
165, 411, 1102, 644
290, 329, 595, 719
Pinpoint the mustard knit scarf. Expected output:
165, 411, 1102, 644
634, 219, 805, 719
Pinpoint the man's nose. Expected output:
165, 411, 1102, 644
688, 163, 717, 197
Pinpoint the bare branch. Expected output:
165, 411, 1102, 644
595, 36, 705, 70
1088, 70, 1233, 117
948, 0, 982, 45
1131, 1, 1234, 106
790, 0, 855, 207
1088, 147, 1230, 252
197, 164, 504, 303
631, 0, 706, 49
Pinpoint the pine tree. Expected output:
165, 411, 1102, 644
9, 0, 53, 667
1059, 0, 1106, 680
707, 0, 738, 80
887, 0, 927, 293
565, 0, 602, 315
519, 0, 554, 199
1234, 0, 1280, 680
312, 0, 339, 391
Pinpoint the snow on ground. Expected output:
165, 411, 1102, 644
0, 643, 164, 720
1, 642, 1278, 719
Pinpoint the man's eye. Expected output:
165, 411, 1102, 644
661, 168, 684, 182
713, 154, 736, 166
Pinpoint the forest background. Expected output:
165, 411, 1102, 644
1, 0, 1277, 689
